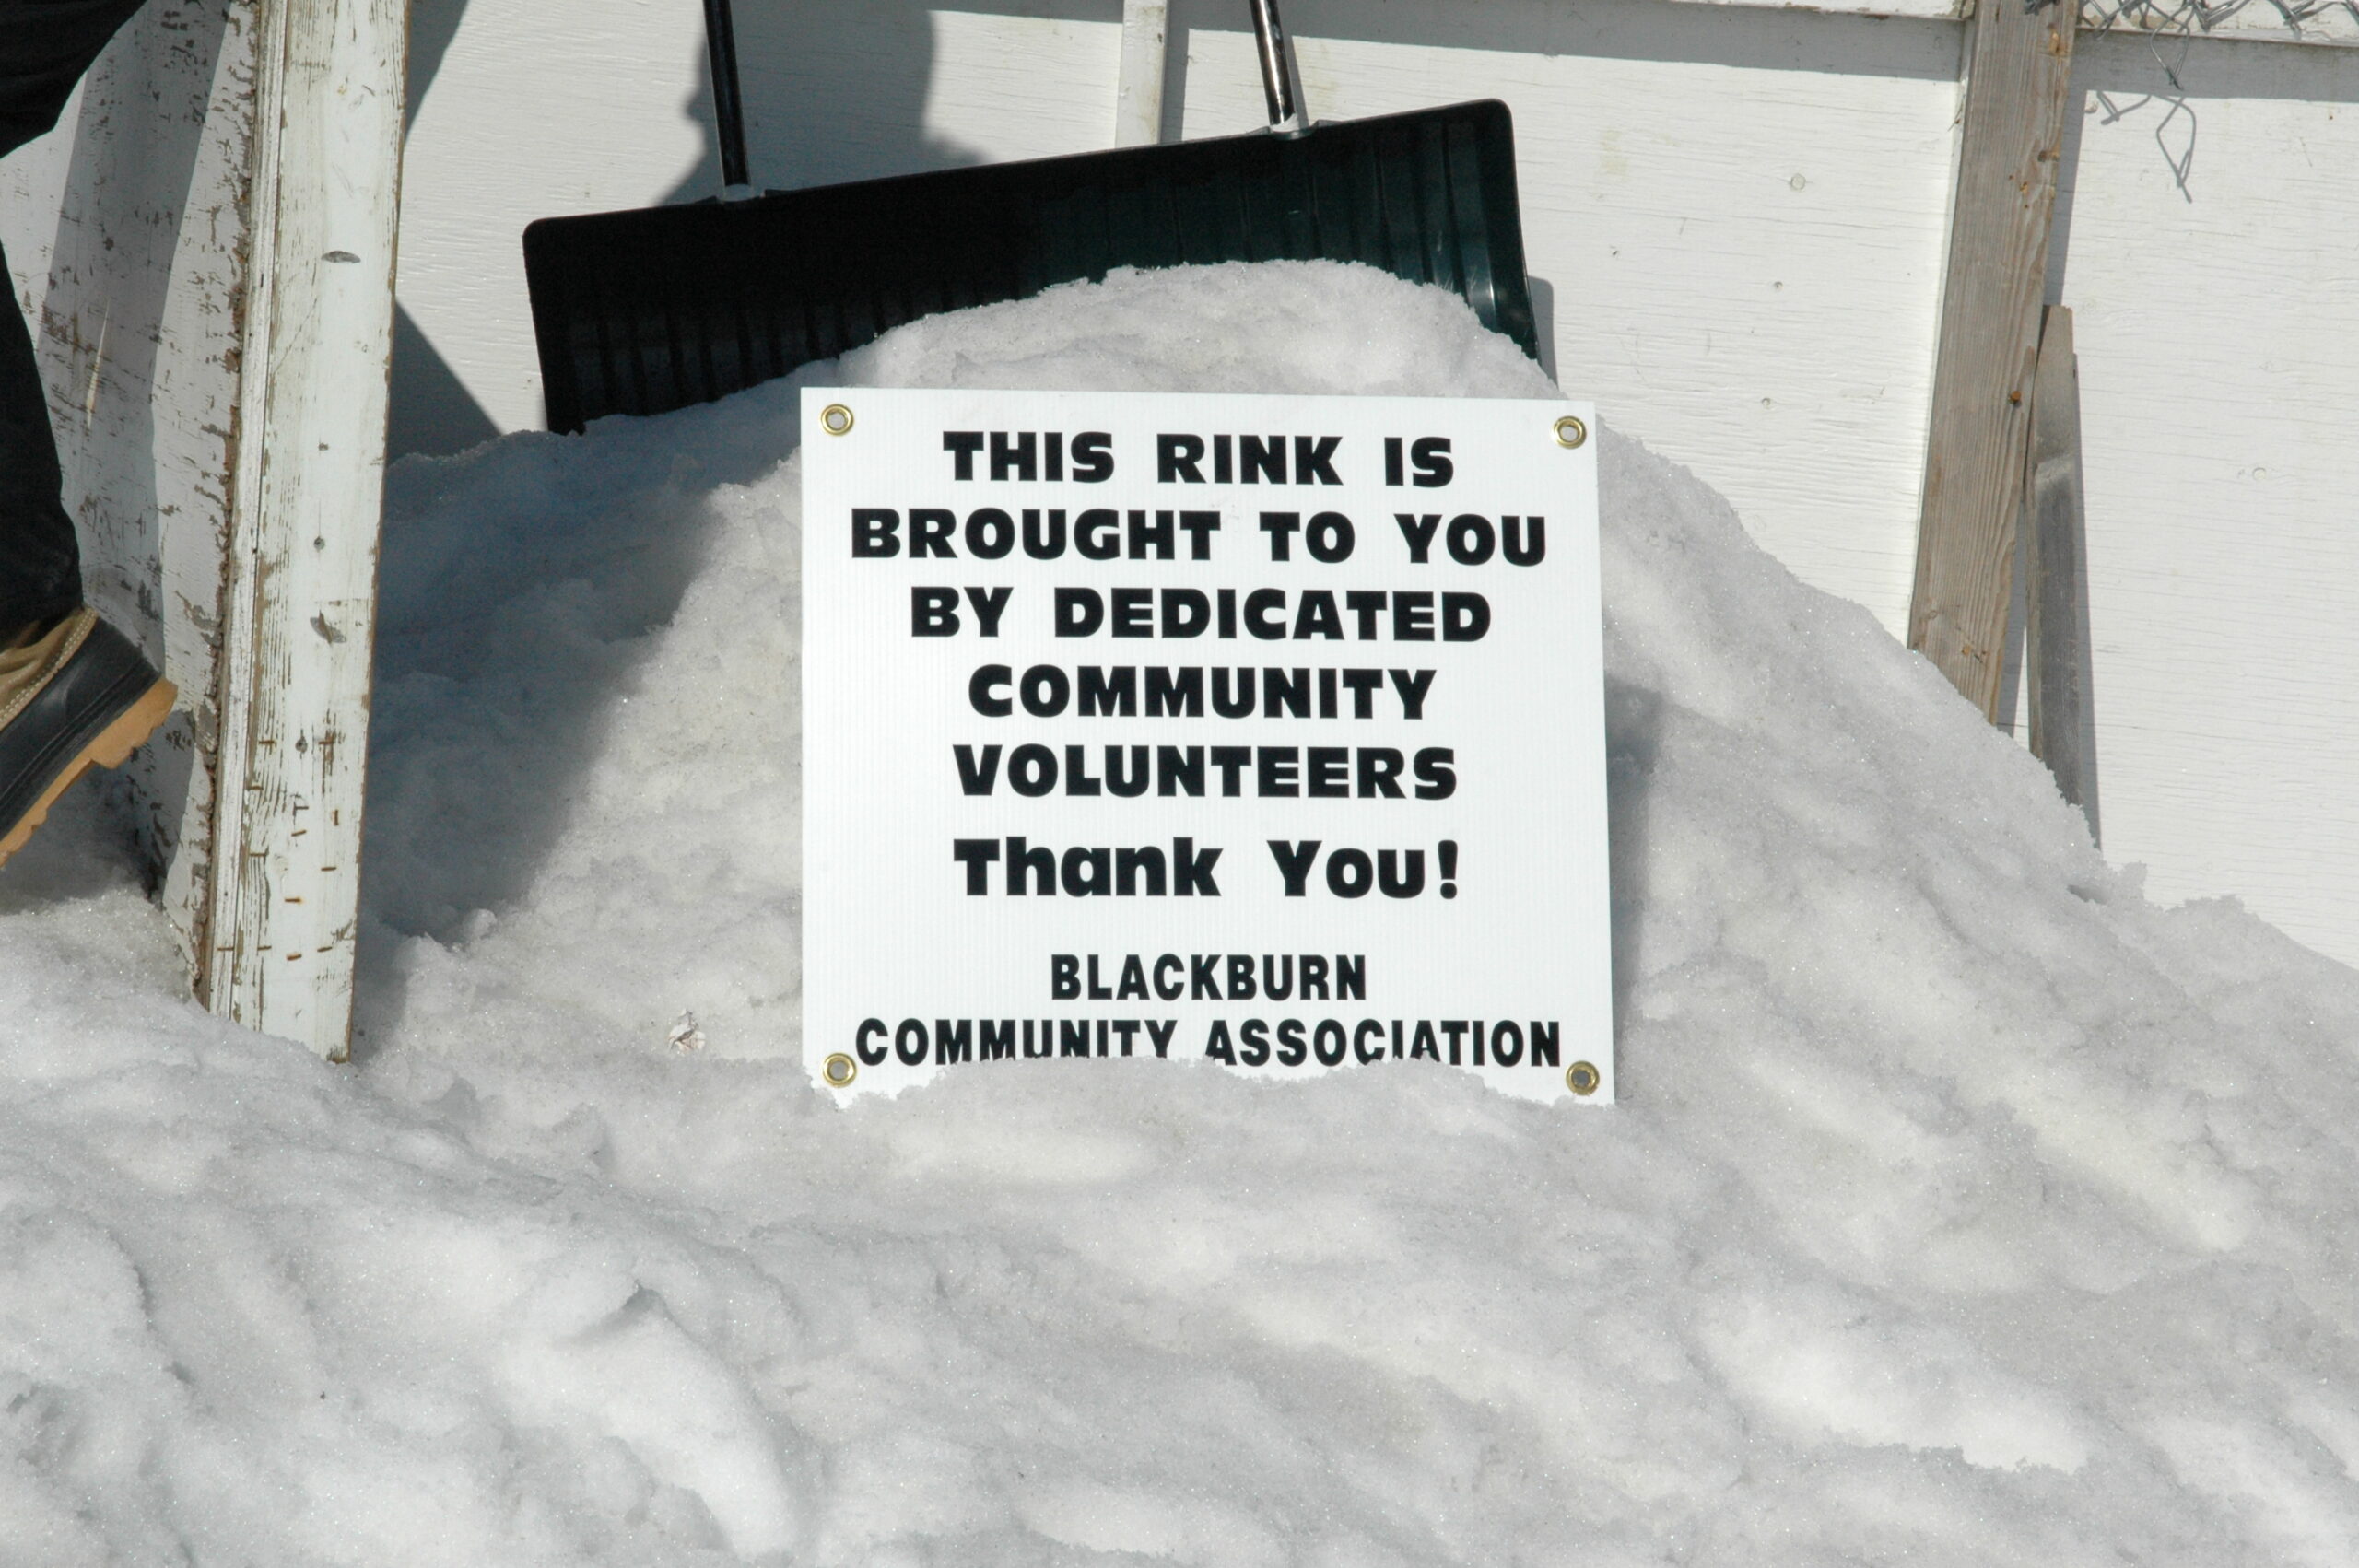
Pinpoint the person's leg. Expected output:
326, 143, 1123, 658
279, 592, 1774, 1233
0, 233, 76, 634
0, 0, 170, 867
0, 0, 157, 634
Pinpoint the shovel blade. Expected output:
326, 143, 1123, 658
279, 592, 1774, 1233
524, 99, 1537, 433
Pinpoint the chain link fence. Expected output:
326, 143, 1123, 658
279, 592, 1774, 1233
2079, 0, 2359, 41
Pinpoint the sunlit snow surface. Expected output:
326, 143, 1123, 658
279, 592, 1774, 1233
7, 263, 2359, 1564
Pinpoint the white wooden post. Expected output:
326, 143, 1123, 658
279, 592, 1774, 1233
201, 0, 407, 1058
1115, 0, 1170, 146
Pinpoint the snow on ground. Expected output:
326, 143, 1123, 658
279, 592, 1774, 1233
6, 262, 2359, 1564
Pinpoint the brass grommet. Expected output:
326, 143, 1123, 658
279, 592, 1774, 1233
1553, 415, 1588, 450
1566, 1060, 1601, 1096
822, 1052, 858, 1087
820, 404, 855, 436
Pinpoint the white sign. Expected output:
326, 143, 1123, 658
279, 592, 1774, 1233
801, 388, 1611, 1103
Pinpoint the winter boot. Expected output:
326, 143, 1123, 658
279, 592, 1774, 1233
0, 608, 174, 868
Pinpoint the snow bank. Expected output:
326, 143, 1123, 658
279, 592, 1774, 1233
6, 261, 2359, 1564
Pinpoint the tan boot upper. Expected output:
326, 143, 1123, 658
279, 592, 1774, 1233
0, 609, 98, 731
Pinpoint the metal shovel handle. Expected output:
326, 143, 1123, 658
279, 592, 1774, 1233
703, 0, 752, 192
1249, 0, 1306, 133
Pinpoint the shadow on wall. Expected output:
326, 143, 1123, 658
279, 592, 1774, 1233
387, 0, 984, 457
666, 0, 984, 201
385, 301, 497, 459
384, 0, 496, 458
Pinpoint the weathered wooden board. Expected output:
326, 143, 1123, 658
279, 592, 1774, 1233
1908, 0, 2077, 717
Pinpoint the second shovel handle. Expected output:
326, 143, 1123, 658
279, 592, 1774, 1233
703, 0, 751, 189
1248, 0, 1305, 132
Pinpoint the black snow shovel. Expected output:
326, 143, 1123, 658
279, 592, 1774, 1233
522, 0, 1541, 434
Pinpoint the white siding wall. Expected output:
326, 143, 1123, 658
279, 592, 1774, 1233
2061, 30, 2359, 955
14, 0, 2359, 972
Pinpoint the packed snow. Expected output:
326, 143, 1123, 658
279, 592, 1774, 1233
6, 261, 2359, 1564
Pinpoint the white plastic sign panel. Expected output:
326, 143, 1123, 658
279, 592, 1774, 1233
802, 388, 1611, 1103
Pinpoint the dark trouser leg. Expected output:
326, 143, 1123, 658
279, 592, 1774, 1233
0, 0, 157, 633
0, 234, 76, 632
0, 0, 156, 158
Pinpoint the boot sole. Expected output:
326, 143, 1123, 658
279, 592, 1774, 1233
0, 675, 178, 869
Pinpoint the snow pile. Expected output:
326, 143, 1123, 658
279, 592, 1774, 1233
5, 262, 2359, 1564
